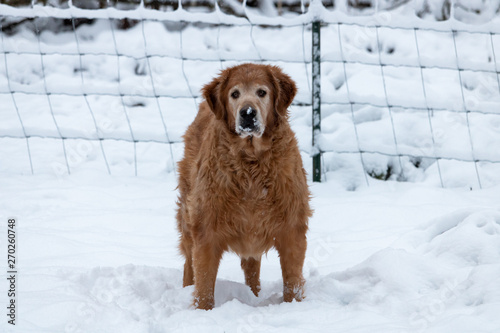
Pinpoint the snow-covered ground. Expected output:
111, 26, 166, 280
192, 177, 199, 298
1, 175, 500, 332
1, 3, 500, 333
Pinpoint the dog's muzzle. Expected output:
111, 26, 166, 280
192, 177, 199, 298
239, 106, 257, 131
237, 106, 263, 137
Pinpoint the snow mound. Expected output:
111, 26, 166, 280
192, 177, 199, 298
64, 265, 189, 332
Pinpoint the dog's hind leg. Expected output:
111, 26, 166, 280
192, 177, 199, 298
241, 256, 261, 297
177, 199, 195, 287
180, 231, 194, 287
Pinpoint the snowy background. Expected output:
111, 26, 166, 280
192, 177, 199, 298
1, 1, 500, 332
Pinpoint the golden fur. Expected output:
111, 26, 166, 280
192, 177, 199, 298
176, 63, 312, 310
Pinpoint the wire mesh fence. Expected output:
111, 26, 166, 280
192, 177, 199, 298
317, 17, 500, 189
1, 2, 500, 188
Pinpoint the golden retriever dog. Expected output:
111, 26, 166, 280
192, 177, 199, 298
176, 63, 312, 310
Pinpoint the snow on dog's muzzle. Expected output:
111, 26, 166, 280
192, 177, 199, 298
237, 106, 263, 137
240, 106, 257, 130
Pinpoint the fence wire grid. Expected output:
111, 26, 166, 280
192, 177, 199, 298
1, 3, 500, 189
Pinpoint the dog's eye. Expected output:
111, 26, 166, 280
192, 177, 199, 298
231, 90, 240, 99
257, 89, 267, 97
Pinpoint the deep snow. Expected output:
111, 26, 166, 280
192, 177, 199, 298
1, 175, 500, 332
1, 2, 500, 333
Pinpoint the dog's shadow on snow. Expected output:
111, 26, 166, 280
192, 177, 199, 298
69, 265, 283, 314
214, 279, 283, 308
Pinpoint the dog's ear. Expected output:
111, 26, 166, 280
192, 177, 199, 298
270, 66, 297, 116
202, 70, 229, 120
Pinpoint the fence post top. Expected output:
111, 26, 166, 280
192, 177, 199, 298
309, 0, 324, 21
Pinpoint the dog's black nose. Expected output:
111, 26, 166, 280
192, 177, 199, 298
239, 106, 257, 130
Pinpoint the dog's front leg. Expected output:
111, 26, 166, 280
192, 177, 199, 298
192, 241, 223, 310
275, 226, 307, 303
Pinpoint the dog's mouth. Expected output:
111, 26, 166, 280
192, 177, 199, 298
237, 124, 263, 138
236, 106, 264, 138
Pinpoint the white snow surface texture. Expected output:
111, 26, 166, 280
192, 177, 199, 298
1, 4, 500, 333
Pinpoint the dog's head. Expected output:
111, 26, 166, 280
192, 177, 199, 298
202, 64, 297, 138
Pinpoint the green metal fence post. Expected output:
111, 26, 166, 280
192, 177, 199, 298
312, 20, 321, 182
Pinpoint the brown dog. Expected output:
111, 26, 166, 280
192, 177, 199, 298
176, 63, 312, 310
